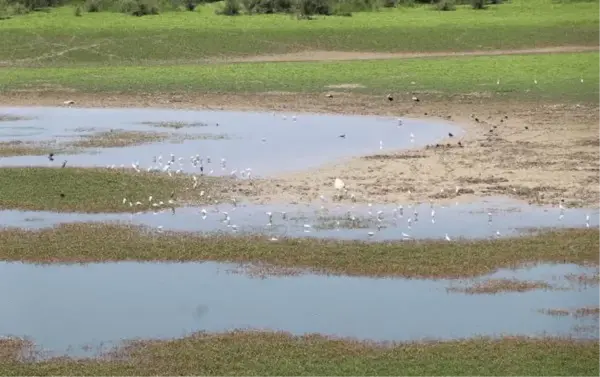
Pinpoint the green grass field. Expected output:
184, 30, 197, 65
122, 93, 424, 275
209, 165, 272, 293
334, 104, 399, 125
1, 52, 598, 102
1, 332, 598, 376
0, 167, 227, 212
0, 223, 597, 278
0, 0, 597, 67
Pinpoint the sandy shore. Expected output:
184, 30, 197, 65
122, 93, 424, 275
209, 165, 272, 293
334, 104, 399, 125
1, 91, 598, 207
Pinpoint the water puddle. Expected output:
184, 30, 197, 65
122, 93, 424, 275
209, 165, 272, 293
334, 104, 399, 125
0, 107, 461, 177
0, 197, 596, 240
0, 262, 596, 358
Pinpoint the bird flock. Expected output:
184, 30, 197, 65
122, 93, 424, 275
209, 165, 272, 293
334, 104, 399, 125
45, 107, 594, 241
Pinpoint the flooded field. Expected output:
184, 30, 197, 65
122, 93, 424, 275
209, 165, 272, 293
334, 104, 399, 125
0, 262, 597, 358
0, 107, 461, 177
0, 197, 597, 240
0, 106, 597, 363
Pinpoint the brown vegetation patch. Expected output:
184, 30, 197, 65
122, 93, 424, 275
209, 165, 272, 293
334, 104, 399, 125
0, 224, 596, 278
0, 337, 32, 363
447, 278, 555, 294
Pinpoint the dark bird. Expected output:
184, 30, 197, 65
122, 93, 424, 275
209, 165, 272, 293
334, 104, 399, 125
525, 126, 529, 130
458, 141, 463, 147
474, 117, 479, 123
505, 115, 509, 119
170, 191, 175, 199
48, 153, 54, 161
387, 94, 393, 102
326, 93, 334, 98
60, 193, 65, 198
448, 132, 454, 137
339, 134, 346, 138
61, 160, 67, 168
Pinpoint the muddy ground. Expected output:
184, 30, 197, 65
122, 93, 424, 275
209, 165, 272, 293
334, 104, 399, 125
1, 90, 598, 207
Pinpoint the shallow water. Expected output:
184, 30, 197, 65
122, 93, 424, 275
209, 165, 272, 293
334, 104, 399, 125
0, 107, 461, 177
0, 262, 596, 358
0, 197, 597, 240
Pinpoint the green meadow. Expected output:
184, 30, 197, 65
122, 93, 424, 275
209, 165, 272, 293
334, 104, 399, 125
1, 52, 597, 102
0, 0, 597, 67
1, 333, 598, 376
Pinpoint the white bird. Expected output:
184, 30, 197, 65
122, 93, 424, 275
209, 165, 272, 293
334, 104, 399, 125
586, 214, 590, 228
334, 178, 345, 190
379, 140, 383, 150
445, 233, 451, 241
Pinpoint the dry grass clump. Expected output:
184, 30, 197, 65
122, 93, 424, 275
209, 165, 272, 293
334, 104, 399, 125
0, 140, 60, 157
69, 130, 170, 148
0, 225, 596, 278
447, 278, 555, 294
1, 331, 598, 375
68, 129, 229, 149
565, 272, 600, 286
0, 167, 228, 213
540, 306, 599, 319
0, 114, 31, 122
0, 337, 33, 363
140, 121, 209, 129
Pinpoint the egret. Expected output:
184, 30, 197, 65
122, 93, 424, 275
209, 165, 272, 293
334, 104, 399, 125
445, 233, 451, 241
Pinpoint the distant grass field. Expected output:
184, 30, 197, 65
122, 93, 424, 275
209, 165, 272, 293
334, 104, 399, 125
1, 332, 598, 376
1, 52, 597, 102
0, 0, 597, 67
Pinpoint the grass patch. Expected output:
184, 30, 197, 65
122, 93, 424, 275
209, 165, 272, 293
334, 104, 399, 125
540, 306, 599, 318
140, 120, 210, 129
1, 52, 597, 103
0, 114, 30, 121
68, 129, 170, 148
0, 337, 32, 363
0, 140, 59, 157
446, 278, 555, 294
0, 167, 228, 213
1, 331, 598, 375
0, 130, 229, 157
0, 225, 597, 278
0, 0, 597, 67
565, 271, 600, 285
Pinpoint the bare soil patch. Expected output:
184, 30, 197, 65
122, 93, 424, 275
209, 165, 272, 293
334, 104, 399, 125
213, 46, 599, 64
1, 90, 598, 207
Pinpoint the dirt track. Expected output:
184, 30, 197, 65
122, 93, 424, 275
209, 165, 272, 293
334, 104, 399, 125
216, 45, 599, 64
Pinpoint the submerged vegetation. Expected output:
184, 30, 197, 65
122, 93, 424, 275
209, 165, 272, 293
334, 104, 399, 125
0, 167, 227, 213
0, 331, 597, 375
0, 224, 596, 278
446, 278, 555, 294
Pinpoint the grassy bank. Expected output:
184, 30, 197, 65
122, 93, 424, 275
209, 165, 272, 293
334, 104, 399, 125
1, 331, 598, 375
1, 52, 597, 102
0, 224, 597, 278
0, 167, 227, 213
0, 0, 597, 67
